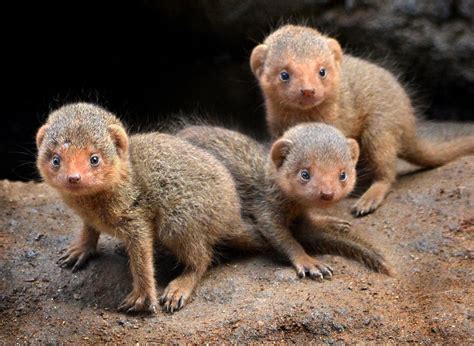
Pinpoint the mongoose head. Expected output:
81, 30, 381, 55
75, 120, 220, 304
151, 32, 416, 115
36, 103, 129, 196
250, 25, 342, 110
269, 123, 359, 209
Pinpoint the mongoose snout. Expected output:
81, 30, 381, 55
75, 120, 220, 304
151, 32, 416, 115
319, 190, 334, 201
300, 88, 315, 97
67, 174, 81, 184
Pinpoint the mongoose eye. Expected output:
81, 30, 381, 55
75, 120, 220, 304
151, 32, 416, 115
319, 68, 327, 79
51, 155, 61, 167
300, 169, 311, 181
280, 70, 290, 81
90, 155, 100, 167
339, 171, 348, 182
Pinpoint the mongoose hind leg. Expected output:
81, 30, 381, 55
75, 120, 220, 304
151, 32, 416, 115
57, 224, 100, 272
352, 127, 399, 217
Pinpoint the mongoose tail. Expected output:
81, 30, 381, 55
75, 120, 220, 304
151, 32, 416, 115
294, 216, 394, 275
401, 135, 474, 168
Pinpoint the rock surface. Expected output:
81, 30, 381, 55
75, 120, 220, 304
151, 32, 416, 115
1, 122, 473, 343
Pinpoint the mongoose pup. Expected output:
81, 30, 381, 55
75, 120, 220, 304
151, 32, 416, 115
250, 24, 474, 216
177, 123, 392, 278
36, 103, 264, 313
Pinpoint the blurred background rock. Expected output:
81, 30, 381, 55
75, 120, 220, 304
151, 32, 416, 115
3, 0, 473, 181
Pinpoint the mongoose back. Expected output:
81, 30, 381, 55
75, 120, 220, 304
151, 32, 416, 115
36, 103, 263, 313
178, 123, 392, 278
250, 24, 474, 216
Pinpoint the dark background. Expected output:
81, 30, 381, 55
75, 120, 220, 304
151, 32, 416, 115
3, 0, 473, 181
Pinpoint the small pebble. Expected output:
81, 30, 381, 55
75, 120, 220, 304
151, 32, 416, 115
25, 250, 38, 259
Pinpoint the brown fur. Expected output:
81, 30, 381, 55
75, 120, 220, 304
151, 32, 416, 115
177, 124, 392, 277
251, 24, 474, 216
36, 103, 263, 314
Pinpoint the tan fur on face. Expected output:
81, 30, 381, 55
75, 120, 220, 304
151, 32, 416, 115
37, 144, 126, 196
270, 125, 358, 210
259, 51, 340, 111
251, 25, 341, 113
274, 162, 356, 209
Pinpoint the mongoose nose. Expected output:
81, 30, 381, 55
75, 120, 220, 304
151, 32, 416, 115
300, 88, 315, 97
68, 174, 81, 184
320, 191, 334, 201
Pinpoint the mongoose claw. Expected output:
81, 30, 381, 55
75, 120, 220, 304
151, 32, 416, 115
351, 203, 376, 217
329, 219, 352, 233
57, 245, 95, 272
351, 188, 386, 217
311, 215, 352, 233
118, 290, 157, 314
160, 294, 185, 313
293, 255, 333, 281
159, 285, 190, 313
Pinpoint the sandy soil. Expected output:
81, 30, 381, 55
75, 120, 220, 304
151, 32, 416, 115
0, 123, 473, 343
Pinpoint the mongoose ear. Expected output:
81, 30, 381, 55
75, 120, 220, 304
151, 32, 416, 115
327, 38, 343, 65
108, 124, 129, 159
270, 138, 293, 168
36, 125, 48, 149
347, 138, 360, 164
250, 44, 268, 79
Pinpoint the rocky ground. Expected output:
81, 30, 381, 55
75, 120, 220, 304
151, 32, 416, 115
0, 122, 473, 343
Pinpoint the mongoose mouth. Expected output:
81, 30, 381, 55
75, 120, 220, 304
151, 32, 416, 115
62, 183, 86, 192
313, 194, 344, 208
313, 199, 335, 209
59, 181, 96, 195
297, 96, 324, 109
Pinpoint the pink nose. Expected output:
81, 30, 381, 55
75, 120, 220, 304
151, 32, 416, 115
68, 174, 81, 184
300, 88, 315, 97
320, 191, 334, 201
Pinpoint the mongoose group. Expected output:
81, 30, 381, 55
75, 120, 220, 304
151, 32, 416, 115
178, 124, 391, 277
251, 24, 474, 216
36, 24, 473, 314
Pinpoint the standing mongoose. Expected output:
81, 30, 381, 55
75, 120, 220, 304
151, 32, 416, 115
36, 103, 264, 313
250, 24, 474, 216
177, 123, 392, 278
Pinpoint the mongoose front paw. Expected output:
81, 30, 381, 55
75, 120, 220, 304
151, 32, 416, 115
57, 243, 96, 272
293, 255, 333, 280
351, 183, 389, 217
159, 282, 192, 313
118, 290, 157, 314
326, 218, 352, 233
351, 195, 383, 217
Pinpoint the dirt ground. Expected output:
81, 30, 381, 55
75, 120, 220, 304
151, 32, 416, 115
1, 122, 473, 343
